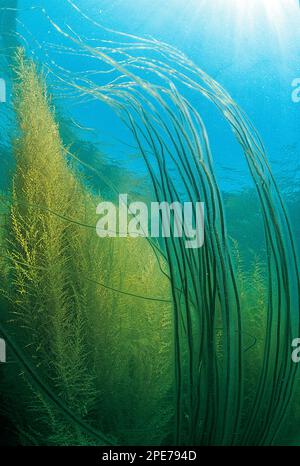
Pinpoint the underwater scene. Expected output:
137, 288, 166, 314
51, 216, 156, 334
0, 0, 299, 447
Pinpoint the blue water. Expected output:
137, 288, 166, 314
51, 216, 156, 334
3, 1, 298, 190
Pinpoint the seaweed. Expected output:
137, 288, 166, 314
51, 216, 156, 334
0, 3, 299, 445
0, 49, 173, 445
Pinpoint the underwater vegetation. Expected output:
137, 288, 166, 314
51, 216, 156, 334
0, 49, 173, 446
0, 4, 299, 446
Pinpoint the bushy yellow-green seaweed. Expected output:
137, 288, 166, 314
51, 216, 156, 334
0, 49, 173, 445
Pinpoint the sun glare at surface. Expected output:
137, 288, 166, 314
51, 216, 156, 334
215, 0, 298, 27
193, 0, 299, 30
232, 0, 296, 25
189, 0, 300, 55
